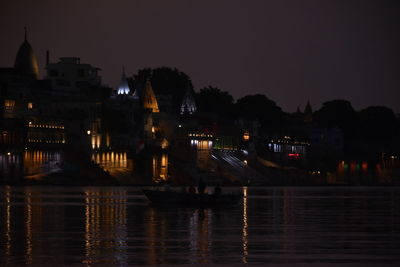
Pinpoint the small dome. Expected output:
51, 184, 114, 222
117, 69, 130, 95
181, 87, 197, 115
14, 28, 39, 79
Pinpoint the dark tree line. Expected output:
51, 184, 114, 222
313, 100, 400, 158
130, 67, 400, 158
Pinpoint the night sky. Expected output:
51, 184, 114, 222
1, 0, 399, 113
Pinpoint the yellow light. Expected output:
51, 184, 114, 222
4, 99, 15, 109
27, 102, 33, 109
87, 130, 91, 135
243, 132, 250, 141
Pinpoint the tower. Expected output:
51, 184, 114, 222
117, 67, 131, 95
304, 100, 313, 123
14, 27, 40, 79
142, 79, 159, 142
180, 85, 197, 115
142, 80, 159, 113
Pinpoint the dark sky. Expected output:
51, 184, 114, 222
1, 0, 399, 113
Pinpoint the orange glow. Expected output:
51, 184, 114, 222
361, 162, 368, 172
4, 99, 15, 109
243, 132, 250, 141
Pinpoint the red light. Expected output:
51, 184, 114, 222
288, 153, 300, 158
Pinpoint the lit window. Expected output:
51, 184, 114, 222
27, 102, 33, 109
4, 99, 15, 109
243, 131, 250, 141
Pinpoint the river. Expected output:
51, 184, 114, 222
0, 186, 399, 266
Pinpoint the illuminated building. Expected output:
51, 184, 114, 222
1, 29, 37, 120
267, 135, 309, 162
0, 29, 40, 147
116, 67, 134, 96
268, 136, 308, 154
142, 80, 160, 142
142, 80, 159, 113
180, 86, 197, 115
27, 122, 66, 145
0, 29, 106, 151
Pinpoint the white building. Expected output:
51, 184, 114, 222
45, 57, 101, 96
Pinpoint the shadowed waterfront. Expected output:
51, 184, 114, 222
1, 186, 400, 266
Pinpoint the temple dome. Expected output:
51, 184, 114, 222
14, 28, 39, 79
180, 86, 197, 115
117, 68, 130, 95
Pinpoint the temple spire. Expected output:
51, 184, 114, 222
142, 80, 159, 113
117, 66, 130, 95
304, 100, 313, 123
14, 26, 39, 79
180, 81, 197, 115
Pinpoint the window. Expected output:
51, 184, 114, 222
75, 81, 90, 88
77, 69, 85, 77
4, 99, 15, 109
56, 80, 71, 86
50, 69, 59, 77
243, 131, 250, 141
27, 102, 33, 109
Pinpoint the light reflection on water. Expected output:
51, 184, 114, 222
0, 186, 400, 265
0, 150, 63, 181
0, 150, 169, 184
91, 151, 169, 184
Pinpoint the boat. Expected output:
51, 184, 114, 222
143, 189, 243, 207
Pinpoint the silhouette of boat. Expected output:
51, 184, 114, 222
143, 189, 242, 207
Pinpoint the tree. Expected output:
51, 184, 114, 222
195, 86, 234, 120
314, 99, 356, 131
234, 94, 284, 132
358, 106, 398, 139
357, 106, 400, 156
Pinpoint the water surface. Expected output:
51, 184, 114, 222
0, 186, 399, 266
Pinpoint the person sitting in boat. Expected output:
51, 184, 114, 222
188, 185, 196, 194
213, 184, 221, 196
198, 177, 206, 194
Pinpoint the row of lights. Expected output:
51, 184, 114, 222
188, 133, 213, 138
269, 139, 310, 145
28, 139, 66, 144
28, 122, 65, 129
